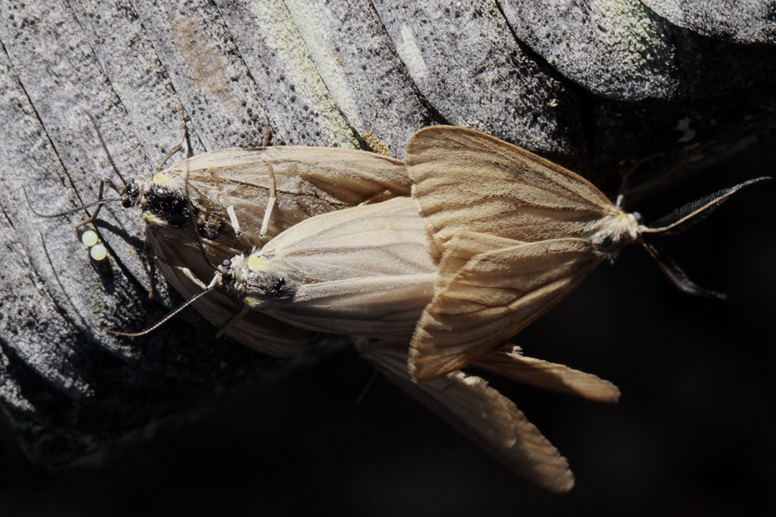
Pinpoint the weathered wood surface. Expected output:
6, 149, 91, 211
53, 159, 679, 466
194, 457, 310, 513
0, 0, 775, 474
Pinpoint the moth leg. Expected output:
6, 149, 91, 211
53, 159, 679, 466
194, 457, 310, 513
226, 205, 243, 237
362, 130, 391, 157
73, 176, 126, 229
259, 153, 277, 239
156, 102, 189, 171
358, 188, 392, 206
177, 266, 209, 291
262, 127, 272, 147
215, 306, 251, 338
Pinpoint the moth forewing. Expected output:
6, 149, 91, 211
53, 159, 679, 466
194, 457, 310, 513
405, 126, 617, 260
144, 145, 411, 250
410, 238, 603, 381
220, 197, 437, 341
473, 345, 621, 403
358, 341, 575, 493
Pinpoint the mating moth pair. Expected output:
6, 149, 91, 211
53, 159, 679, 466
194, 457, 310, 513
58, 124, 768, 491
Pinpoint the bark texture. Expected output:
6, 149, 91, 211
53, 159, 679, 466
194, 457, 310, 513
0, 0, 775, 470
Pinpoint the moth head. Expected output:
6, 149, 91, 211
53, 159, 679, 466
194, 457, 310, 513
218, 256, 244, 292
120, 178, 142, 208
636, 176, 772, 299
592, 209, 640, 257
218, 252, 294, 309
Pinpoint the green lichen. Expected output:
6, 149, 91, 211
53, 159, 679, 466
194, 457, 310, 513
246, 0, 360, 148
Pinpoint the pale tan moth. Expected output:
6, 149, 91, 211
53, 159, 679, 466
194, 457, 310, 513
38, 120, 411, 357
216, 197, 435, 340
405, 126, 770, 381
211, 126, 767, 376
46, 122, 765, 491
134, 145, 411, 357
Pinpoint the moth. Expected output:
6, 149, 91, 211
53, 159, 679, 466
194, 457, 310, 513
405, 127, 770, 381
209, 195, 619, 491
209, 206, 616, 489
58, 136, 411, 357
211, 125, 768, 377
217, 196, 436, 340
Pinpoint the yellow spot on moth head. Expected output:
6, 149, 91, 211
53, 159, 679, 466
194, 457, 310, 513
152, 173, 169, 187
243, 296, 265, 309
142, 212, 168, 226
246, 255, 269, 273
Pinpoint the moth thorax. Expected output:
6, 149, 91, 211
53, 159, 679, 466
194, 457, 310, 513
143, 184, 189, 227
592, 210, 640, 256
241, 270, 293, 310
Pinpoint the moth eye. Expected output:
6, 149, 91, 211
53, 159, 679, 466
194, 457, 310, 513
633, 211, 643, 223
598, 234, 623, 253
222, 259, 231, 267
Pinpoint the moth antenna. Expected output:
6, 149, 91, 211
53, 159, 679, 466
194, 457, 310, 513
82, 108, 128, 186
156, 102, 190, 171
641, 240, 726, 299
23, 185, 122, 220
47, 109, 130, 229
259, 153, 277, 239
227, 205, 243, 236
106, 283, 219, 337
73, 177, 130, 229
642, 177, 772, 235
215, 306, 250, 338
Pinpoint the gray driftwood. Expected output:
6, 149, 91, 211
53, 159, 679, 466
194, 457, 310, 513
0, 1, 774, 469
